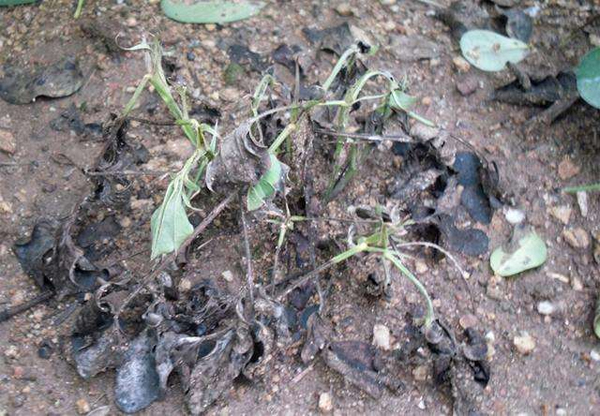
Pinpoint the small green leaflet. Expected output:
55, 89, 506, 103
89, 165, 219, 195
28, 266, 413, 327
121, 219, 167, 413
0, 0, 36, 5
150, 180, 193, 259
161, 0, 265, 24
490, 229, 547, 277
576, 47, 600, 109
594, 297, 600, 339
389, 90, 436, 127
247, 154, 286, 211
460, 30, 529, 72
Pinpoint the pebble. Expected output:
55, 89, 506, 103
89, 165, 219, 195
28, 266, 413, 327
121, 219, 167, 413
513, 332, 535, 355
571, 276, 583, 291
125, 17, 137, 27
318, 392, 333, 413
205, 23, 216, 31
415, 260, 429, 274
504, 208, 525, 225
417, 399, 426, 410
576, 191, 588, 217
4, 345, 19, 359
221, 270, 234, 282
549, 205, 572, 225
409, 123, 439, 140
459, 314, 478, 329
220, 87, 239, 102
38, 341, 53, 359
187, 51, 196, 61
335, 3, 353, 16
76, 398, 91, 415
372, 324, 391, 350
178, 277, 192, 292
0, 201, 13, 214
0, 129, 16, 154
412, 365, 428, 381
557, 158, 580, 180
456, 75, 478, 96
452, 56, 471, 72
590, 349, 600, 362
562, 227, 590, 249
537, 301, 555, 316
380, 0, 396, 4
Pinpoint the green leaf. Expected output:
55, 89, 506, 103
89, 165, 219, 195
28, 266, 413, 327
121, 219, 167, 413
247, 154, 286, 211
150, 181, 194, 259
161, 0, 264, 24
594, 296, 600, 339
0, 0, 36, 5
490, 228, 547, 277
576, 47, 600, 109
389, 90, 436, 127
460, 30, 529, 72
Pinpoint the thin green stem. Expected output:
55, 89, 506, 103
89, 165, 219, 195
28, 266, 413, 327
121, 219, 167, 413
74, 0, 84, 18
563, 183, 600, 193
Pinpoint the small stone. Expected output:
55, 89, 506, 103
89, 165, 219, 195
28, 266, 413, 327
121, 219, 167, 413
415, 260, 428, 274
537, 301, 555, 316
576, 191, 588, 217
571, 276, 583, 291
0, 201, 12, 214
178, 277, 192, 293
220, 87, 239, 102
550, 205, 572, 224
421, 96, 432, 106
318, 392, 333, 414
335, 3, 353, 16
4, 345, 18, 359
205, 23, 216, 31
590, 349, 600, 362
372, 324, 391, 350
557, 158, 580, 180
187, 51, 196, 61
125, 17, 137, 27
412, 365, 428, 381
76, 398, 90, 415
119, 216, 132, 228
221, 270, 234, 282
417, 399, 426, 410
459, 314, 478, 329
504, 208, 525, 225
380, 0, 396, 4
513, 332, 535, 355
410, 123, 439, 141
0, 129, 16, 154
38, 341, 53, 359
456, 75, 478, 96
12, 366, 24, 379
562, 227, 590, 249
452, 56, 471, 72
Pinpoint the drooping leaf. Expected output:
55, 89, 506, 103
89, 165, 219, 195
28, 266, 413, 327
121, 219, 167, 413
576, 47, 600, 109
247, 154, 287, 211
161, 0, 264, 24
0, 0, 36, 6
460, 30, 529, 72
490, 228, 547, 276
150, 180, 194, 259
389, 89, 436, 127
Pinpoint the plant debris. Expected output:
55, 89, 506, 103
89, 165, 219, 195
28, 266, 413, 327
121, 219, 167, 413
0, 57, 84, 104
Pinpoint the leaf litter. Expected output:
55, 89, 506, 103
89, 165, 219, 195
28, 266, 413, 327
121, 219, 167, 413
4, 23, 511, 415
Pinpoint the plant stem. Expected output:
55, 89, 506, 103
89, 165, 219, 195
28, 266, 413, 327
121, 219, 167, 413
563, 183, 600, 193
74, 0, 84, 18
384, 251, 434, 327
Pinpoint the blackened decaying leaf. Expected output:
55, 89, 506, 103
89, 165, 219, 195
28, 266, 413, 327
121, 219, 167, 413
14, 218, 109, 296
434, 1, 490, 40
242, 321, 275, 380
462, 328, 490, 386
501, 8, 533, 43
453, 152, 493, 224
301, 313, 330, 364
323, 341, 403, 399
50, 103, 102, 136
228, 44, 267, 73
76, 216, 122, 261
272, 44, 303, 75
438, 214, 489, 256
205, 121, 270, 191
0, 57, 84, 104
186, 327, 253, 415
115, 330, 161, 413
303, 23, 373, 55
493, 71, 578, 107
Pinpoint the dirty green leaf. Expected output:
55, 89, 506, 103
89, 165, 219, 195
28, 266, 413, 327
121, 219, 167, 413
161, 0, 265, 24
490, 229, 547, 277
460, 30, 529, 72
389, 90, 436, 127
576, 47, 600, 109
150, 181, 193, 259
594, 297, 600, 339
247, 154, 286, 211
0, 0, 36, 6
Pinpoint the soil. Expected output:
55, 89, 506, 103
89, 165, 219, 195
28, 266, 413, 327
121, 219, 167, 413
1, 0, 599, 415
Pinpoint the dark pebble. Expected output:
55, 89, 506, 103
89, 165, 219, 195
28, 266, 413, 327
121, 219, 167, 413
38, 341, 53, 359
187, 52, 196, 61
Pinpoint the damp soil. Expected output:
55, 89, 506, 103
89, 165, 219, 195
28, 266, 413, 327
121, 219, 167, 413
1, 1, 600, 415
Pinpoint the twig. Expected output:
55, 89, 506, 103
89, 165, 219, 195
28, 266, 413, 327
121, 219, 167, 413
314, 128, 414, 143
115, 191, 237, 322
239, 194, 255, 315
0, 291, 54, 323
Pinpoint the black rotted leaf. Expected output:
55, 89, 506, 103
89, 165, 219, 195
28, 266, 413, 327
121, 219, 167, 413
453, 152, 493, 224
502, 8, 533, 43
13, 219, 59, 290
272, 44, 303, 74
0, 57, 84, 104
76, 216, 122, 261
115, 330, 161, 414
462, 328, 487, 362
438, 214, 489, 256
186, 327, 253, 415
303, 23, 372, 55
227, 44, 267, 73
301, 313, 330, 364
493, 71, 577, 107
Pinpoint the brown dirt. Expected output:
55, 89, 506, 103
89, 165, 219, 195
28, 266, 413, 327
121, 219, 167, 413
1, 1, 599, 415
